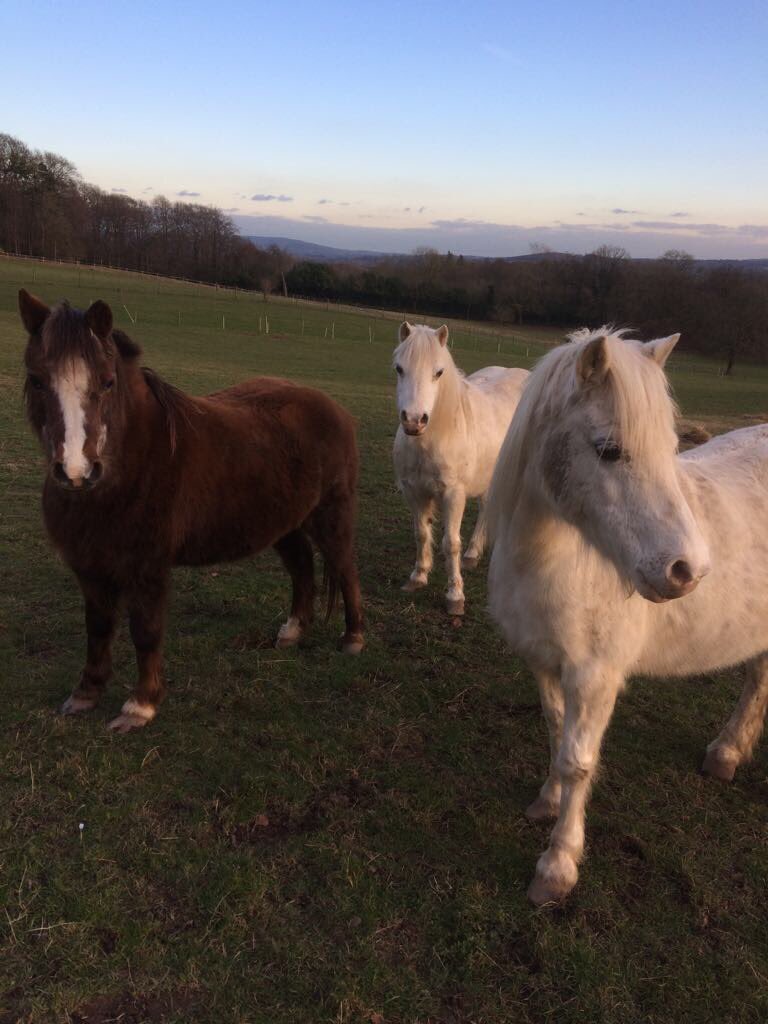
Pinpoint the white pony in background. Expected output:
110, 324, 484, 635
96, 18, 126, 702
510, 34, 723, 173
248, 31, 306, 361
487, 326, 768, 905
393, 322, 528, 614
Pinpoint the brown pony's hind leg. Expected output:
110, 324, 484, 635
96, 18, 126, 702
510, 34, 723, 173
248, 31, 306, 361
307, 492, 364, 655
274, 530, 316, 648
63, 576, 121, 715
108, 574, 169, 733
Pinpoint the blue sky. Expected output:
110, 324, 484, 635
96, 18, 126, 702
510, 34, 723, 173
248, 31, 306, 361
2, 0, 766, 257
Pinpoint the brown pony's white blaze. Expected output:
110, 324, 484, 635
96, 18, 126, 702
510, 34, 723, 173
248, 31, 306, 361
20, 290, 365, 732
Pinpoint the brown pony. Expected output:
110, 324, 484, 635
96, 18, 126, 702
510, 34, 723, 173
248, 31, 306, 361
19, 290, 364, 732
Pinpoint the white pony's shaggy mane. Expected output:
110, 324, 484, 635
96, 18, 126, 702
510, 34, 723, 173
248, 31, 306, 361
487, 326, 680, 540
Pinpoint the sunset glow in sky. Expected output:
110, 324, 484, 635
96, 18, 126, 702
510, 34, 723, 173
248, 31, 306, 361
3, 0, 766, 257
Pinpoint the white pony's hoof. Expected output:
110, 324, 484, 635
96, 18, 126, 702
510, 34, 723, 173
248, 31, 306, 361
276, 617, 303, 649
61, 695, 98, 716
402, 577, 427, 592
107, 699, 156, 734
340, 632, 364, 655
528, 849, 579, 906
446, 597, 465, 616
702, 745, 739, 782
525, 795, 560, 821
461, 554, 479, 570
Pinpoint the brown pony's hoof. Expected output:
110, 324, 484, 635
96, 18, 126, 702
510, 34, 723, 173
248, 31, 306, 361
107, 712, 151, 733
61, 695, 98, 715
402, 578, 427, 592
446, 597, 465, 616
107, 699, 156, 734
701, 746, 738, 782
461, 555, 479, 570
275, 617, 302, 649
340, 633, 364, 655
525, 795, 560, 822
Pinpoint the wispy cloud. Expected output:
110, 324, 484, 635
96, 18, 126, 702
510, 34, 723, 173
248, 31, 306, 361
303, 215, 327, 223
669, 211, 689, 218
176, 190, 201, 197
223, 207, 239, 213
111, 187, 127, 193
251, 193, 293, 202
482, 42, 522, 65
318, 198, 333, 205
611, 207, 641, 215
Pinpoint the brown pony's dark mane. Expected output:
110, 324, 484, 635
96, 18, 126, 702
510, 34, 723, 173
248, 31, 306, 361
141, 366, 200, 455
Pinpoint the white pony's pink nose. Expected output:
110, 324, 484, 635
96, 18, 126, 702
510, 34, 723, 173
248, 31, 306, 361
401, 409, 429, 434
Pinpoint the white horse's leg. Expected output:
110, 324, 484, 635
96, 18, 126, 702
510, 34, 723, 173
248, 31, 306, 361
442, 487, 467, 615
703, 653, 768, 781
526, 669, 565, 821
528, 663, 621, 905
462, 495, 487, 570
402, 496, 435, 592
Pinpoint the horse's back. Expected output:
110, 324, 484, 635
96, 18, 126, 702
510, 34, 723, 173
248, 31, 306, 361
467, 365, 528, 396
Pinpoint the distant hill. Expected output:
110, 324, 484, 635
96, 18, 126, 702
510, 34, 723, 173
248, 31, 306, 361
246, 236, 397, 264
247, 235, 768, 272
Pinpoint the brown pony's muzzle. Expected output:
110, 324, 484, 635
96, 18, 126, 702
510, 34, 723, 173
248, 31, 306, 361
52, 459, 104, 490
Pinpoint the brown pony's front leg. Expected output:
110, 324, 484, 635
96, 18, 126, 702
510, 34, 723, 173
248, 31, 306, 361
62, 576, 121, 715
108, 574, 169, 733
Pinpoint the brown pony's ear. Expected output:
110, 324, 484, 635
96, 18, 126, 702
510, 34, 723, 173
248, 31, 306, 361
85, 300, 113, 342
112, 329, 142, 361
19, 289, 50, 335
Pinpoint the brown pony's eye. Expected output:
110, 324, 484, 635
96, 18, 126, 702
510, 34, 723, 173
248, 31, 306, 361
28, 374, 44, 391
103, 377, 115, 391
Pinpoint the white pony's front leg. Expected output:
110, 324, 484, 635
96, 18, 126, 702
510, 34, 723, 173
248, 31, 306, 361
703, 652, 768, 781
402, 496, 435, 592
528, 663, 621, 906
526, 669, 565, 821
441, 487, 467, 615
462, 495, 487, 570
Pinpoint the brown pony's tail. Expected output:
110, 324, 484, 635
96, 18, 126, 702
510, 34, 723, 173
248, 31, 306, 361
322, 561, 340, 623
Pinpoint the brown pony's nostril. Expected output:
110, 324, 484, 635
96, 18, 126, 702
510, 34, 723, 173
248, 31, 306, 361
88, 461, 103, 484
53, 462, 68, 484
668, 559, 694, 587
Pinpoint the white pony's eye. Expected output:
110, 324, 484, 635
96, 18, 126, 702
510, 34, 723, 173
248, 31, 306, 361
395, 365, 404, 376
435, 369, 444, 379
594, 439, 624, 462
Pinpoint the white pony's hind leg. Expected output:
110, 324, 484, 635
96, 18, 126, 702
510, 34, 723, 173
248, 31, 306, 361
441, 487, 467, 615
462, 496, 487, 570
526, 670, 565, 821
703, 653, 768, 781
402, 497, 435, 592
528, 663, 621, 906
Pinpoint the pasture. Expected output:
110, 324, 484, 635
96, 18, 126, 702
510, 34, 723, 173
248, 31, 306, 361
0, 257, 767, 1023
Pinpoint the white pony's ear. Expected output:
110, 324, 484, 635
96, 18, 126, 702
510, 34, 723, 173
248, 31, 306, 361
399, 321, 412, 342
436, 324, 449, 347
645, 333, 680, 368
577, 334, 610, 384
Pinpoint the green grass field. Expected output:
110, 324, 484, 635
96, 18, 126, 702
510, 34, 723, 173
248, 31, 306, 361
1, 257, 767, 1024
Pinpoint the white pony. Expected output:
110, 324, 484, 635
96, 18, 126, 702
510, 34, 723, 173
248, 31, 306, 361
392, 322, 528, 614
487, 326, 768, 905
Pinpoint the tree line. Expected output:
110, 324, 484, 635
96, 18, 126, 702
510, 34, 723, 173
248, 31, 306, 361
286, 246, 768, 370
0, 133, 287, 290
3, 132, 767, 368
